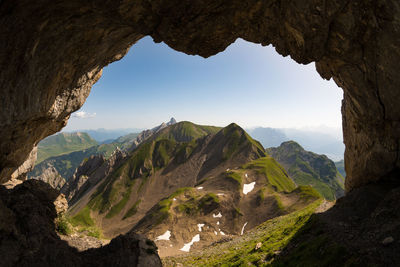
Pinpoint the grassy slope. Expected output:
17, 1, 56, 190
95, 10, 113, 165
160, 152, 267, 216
243, 156, 296, 192
267, 141, 344, 201
37, 132, 98, 163
335, 159, 346, 178
163, 200, 323, 266
86, 122, 219, 219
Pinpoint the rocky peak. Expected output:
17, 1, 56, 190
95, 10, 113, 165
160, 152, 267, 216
167, 117, 177, 125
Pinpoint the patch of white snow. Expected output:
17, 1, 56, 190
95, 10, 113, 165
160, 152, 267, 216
214, 231, 218, 235
197, 223, 205, 232
180, 234, 200, 252
243, 182, 256, 195
217, 221, 220, 225
241, 222, 248, 235
213, 212, 222, 218
196, 186, 203, 190
245, 173, 248, 178
155, 230, 171, 241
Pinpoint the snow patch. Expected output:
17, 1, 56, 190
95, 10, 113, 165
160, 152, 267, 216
197, 223, 205, 232
243, 182, 256, 195
155, 230, 171, 241
226, 168, 230, 171
220, 231, 226, 236
241, 222, 248, 235
196, 186, 203, 190
214, 231, 218, 235
217, 221, 220, 225
217, 193, 225, 196
180, 234, 200, 252
245, 173, 248, 178
173, 198, 177, 201
213, 212, 222, 218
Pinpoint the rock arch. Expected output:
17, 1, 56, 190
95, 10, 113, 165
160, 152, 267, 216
1, 0, 399, 192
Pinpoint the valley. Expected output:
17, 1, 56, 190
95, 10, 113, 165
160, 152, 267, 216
28, 119, 344, 261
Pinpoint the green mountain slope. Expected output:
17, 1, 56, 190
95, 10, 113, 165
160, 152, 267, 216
67, 122, 324, 258
37, 132, 98, 163
335, 159, 346, 177
267, 141, 344, 201
163, 199, 323, 266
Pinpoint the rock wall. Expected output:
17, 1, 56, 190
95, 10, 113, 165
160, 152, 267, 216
0, 0, 399, 191
0, 180, 162, 266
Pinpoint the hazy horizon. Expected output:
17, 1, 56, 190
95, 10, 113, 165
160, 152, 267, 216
64, 36, 343, 134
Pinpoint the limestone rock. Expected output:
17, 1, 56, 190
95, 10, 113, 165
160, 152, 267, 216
29, 164, 66, 190
0, 179, 162, 266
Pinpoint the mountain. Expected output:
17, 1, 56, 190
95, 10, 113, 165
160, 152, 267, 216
247, 127, 344, 161
77, 128, 143, 142
37, 132, 98, 163
29, 119, 177, 189
65, 122, 321, 257
335, 159, 346, 177
246, 127, 288, 148
267, 141, 345, 201
29, 143, 121, 182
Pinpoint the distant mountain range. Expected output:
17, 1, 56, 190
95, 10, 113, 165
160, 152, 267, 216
70, 128, 144, 143
247, 127, 344, 161
37, 132, 98, 164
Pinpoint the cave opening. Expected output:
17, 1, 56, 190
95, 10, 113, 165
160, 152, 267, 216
1, 0, 400, 265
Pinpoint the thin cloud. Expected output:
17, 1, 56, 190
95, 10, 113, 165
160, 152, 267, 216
72, 111, 96, 119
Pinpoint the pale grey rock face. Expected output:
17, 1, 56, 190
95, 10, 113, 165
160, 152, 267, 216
30, 165, 66, 190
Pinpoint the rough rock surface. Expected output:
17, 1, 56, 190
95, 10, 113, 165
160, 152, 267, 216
62, 148, 126, 205
30, 165, 66, 190
61, 154, 106, 201
0, 180, 162, 267
1, 1, 399, 191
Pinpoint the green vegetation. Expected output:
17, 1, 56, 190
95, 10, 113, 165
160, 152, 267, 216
294, 185, 323, 200
334, 159, 346, 178
221, 123, 265, 160
243, 157, 296, 192
267, 141, 345, 201
155, 121, 220, 143
163, 200, 323, 266
123, 199, 142, 219
105, 180, 135, 219
37, 132, 98, 163
55, 215, 72, 235
225, 171, 242, 188
69, 206, 103, 238
70, 206, 95, 227
273, 194, 285, 211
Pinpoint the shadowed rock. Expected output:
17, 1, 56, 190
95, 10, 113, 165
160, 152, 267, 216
0, 180, 161, 267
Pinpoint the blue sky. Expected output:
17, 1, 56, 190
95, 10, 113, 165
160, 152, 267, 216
64, 36, 343, 132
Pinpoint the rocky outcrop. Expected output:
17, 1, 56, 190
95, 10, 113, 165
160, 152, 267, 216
128, 118, 177, 152
0, 179, 161, 266
63, 148, 126, 205
30, 165, 66, 190
0, 0, 399, 194
61, 154, 106, 201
